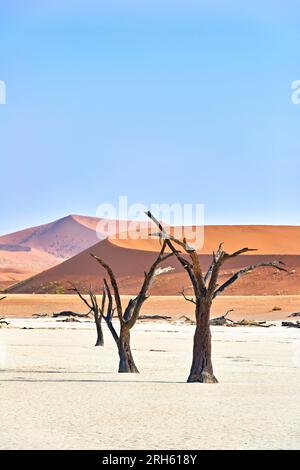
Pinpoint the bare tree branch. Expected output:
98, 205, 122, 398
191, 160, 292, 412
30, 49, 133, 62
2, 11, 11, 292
102, 279, 119, 344
70, 282, 104, 346
204, 243, 223, 284
206, 247, 257, 297
88, 286, 99, 320
68, 283, 93, 311
100, 285, 106, 316
223, 247, 257, 259
91, 254, 124, 324
146, 211, 194, 252
159, 252, 175, 263
180, 287, 196, 305
123, 298, 136, 322
126, 240, 172, 328
146, 211, 205, 298
103, 279, 114, 322
213, 261, 288, 298
223, 308, 234, 317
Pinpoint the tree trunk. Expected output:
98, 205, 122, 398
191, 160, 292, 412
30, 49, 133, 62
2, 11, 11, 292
118, 327, 139, 373
187, 301, 218, 383
95, 318, 104, 346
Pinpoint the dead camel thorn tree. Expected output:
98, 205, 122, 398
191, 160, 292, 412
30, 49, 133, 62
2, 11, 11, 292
91, 241, 173, 373
70, 284, 104, 346
146, 210, 288, 384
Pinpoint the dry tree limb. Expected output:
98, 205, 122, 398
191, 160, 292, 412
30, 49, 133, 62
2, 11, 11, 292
213, 261, 288, 298
209, 310, 275, 328
209, 311, 275, 327
231, 319, 275, 328
282, 321, 300, 328
204, 244, 223, 284
52, 310, 92, 318
90, 255, 124, 324
180, 287, 196, 305
209, 309, 235, 326
101, 279, 119, 345
139, 315, 171, 321
178, 315, 196, 325
69, 283, 104, 346
146, 211, 204, 298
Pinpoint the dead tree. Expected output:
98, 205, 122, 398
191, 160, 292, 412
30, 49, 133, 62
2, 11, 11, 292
70, 285, 104, 346
146, 211, 288, 383
91, 241, 172, 373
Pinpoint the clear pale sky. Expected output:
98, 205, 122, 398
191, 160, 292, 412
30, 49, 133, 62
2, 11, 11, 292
0, 1, 300, 234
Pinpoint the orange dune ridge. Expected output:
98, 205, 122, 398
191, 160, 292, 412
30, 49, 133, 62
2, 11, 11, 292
110, 224, 300, 255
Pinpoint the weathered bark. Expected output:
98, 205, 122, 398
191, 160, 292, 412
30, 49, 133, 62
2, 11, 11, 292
118, 327, 139, 373
95, 317, 104, 346
187, 301, 218, 383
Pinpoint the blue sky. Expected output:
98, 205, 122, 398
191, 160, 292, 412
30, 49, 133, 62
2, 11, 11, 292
0, 0, 300, 234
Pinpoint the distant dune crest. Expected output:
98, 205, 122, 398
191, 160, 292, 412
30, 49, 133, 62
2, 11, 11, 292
0, 215, 102, 288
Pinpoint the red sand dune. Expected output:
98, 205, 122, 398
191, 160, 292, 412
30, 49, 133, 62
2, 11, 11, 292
111, 225, 300, 255
6, 224, 300, 295
0, 214, 103, 258
0, 215, 112, 288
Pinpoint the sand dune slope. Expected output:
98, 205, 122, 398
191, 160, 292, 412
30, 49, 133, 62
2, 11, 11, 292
0, 215, 102, 258
7, 231, 300, 295
111, 224, 300, 255
0, 215, 107, 288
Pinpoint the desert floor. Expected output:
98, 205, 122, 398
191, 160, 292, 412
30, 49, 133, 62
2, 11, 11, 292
1, 294, 300, 321
0, 317, 300, 450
